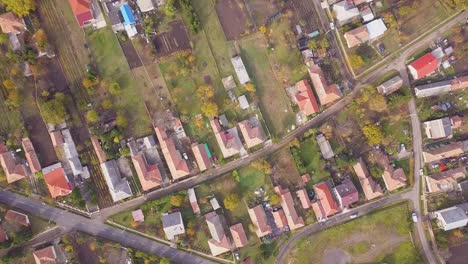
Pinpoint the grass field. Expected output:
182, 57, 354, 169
0, 93, 23, 136
294, 137, 330, 185
285, 202, 422, 264
86, 27, 152, 137
239, 34, 295, 137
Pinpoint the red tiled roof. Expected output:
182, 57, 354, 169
49, 131, 63, 147
4, 210, 30, 226
33, 245, 57, 264
295, 80, 320, 115
450, 76, 468, 91
238, 119, 266, 149
230, 223, 248, 248
274, 186, 304, 230
192, 144, 211, 172
307, 61, 341, 105
132, 154, 162, 191
248, 205, 272, 238
334, 178, 359, 208
91, 136, 106, 164
0, 144, 27, 183
408, 53, 438, 80
296, 189, 311, 209
154, 126, 189, 180
22, 138, 41, 174
312, 181, 339, 220
69, 0, 93, 27
272, 208, 287, 228
44, 166, 72, 198
0, 12, 25, 33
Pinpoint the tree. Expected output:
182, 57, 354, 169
370, 165, 384, 178
270, 193, 281, 205
308, 39, 319, 50
201, 102, 218, 118
82, 77, 99, 89
160, 257, 171, 264
362, 124, 384, 145
3, 79, 16, 91
34, 29, 48, 48
40, 93, 68, 125
349, 55, 364, 69
251, 159, 271, 174
164, 0, 176, 17
368, 94, 387, 112
259, 25, 267, 34
194, 115, 204, 129
86, 110, 100, 123
196, 85, 215, 100
109, 82, 122, 95
232, 170, 240, 182
170, 194, 184, 207
356, 44, 375, 62
383, 12, 397, 28
116, 113, 128, 127
398, 5, 412, 17
224, 193, 240, 211
101, 99, 113, 110
1, 0, 36, 17
319, 37, 329, 49
119, 147, 130, 157
0, 33, 8, 44
244, 82, 256, 93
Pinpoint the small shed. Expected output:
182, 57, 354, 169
238, 95, 249, 110
132, 209, 145, 222
210, 197, 221, 210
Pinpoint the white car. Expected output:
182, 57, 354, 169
350, 213, 358, 219
412, 212, 418, 223
419, 169, 424, 176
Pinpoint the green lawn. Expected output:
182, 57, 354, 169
297, 137, 330, 184
239, 35, 295, 138
86, 27, 152, 137
0, 96, 23, 136
285, 202, 422, 264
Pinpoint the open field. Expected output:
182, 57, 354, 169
294, 136, 330, 184
239, 34, 295, 137
285, 202, 422, 264
119, 38, 142, 69
153, 20, 191, 57
86, 27, 152, 137
215, 0, 250, 40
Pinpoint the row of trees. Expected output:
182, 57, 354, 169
164, 0, 200, 33
196, 84, 219, 118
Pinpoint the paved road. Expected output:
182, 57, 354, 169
0, 189, 215, 264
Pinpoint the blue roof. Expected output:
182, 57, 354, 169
120, 4, 135, 25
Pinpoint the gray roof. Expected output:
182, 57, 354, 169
101, 160, 132, 202
136, 0, 155, 12
437, 206, 468, 224
162, 211, 183, 228
238, 95, 249, 109
205, 212, 225, 242
231, 56, 250, 85
377, 75, 403, 95
423, 117, 452, 139
335, 178, 358, 197
415, 81, 451, 98
316, 134, 334, 160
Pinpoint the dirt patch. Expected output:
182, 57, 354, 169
152, 20, 191, 57
447, 242, 468, 264
23, 114, 57, 166
289, 0, 322, 34
119, 39, 143, 69
323, 248, 351, 264
215, 0, 250, 40
245, 0, 280, 26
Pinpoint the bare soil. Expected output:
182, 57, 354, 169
152, 20, 191, 57
119, 39, 143, 69
215, 0, 250, 40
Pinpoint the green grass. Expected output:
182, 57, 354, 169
285, 202, 421, 264
298, 137, 330, 184
0, 97, 23, 136
239, 35, 295, 137
85, 27, 152, 137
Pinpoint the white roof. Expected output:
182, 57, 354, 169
210, 197, 221, 210
316, 134, 334, 159
101, 160, 133, 202
162, 212, 185, 240
333, 1, 360, 24
361, 8, 374, 22
238, 95, 249, 109
365, 19, 387, 39
136, 0, 155, 12
432, 47, 445, 60
125, 24, 138, 38
188, 188, 197, 203
231, 56, 250, 85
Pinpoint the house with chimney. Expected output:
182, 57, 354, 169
210, 116, 244, 158
306, 60, 341, 106
274, 186, 305, 230
162, 211, 185, 240
154, 126, 190, 180
238, 116, 267, 149
0, 12, 26, 51
230, 223, 248, 248
248, 205, 272, 238
407, 53, 439, 80
101, 160, 133, 202
334, 178, 359, 209
376, 75, 403, 96
22, 138, 41, 174
287, 80, 320, 117
4, 210, 30, 227
423, 140, 468, 163
205, 212, 232, 256
377, 154, 407, 192
33, 245, 58, 264
423, 117, 459, 139
43, 163, 72, 199
426, 167, 466, 193
192, 143, 212, 172
0, 143, 27, 184
311, 181, 340, 221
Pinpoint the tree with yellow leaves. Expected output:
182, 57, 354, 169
196, 84, 215, 100
244, 82, 256, 93
201, 102, 218, 118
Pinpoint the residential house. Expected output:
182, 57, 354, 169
0, 143, 27, 183
69, 0, 94, 27
132, 209, 145, 222
311, 181, 340, 221
154, 126, 190, 180
333, 1, 360, 25
91, 136, 107, 164
296, 189, 311, 209
238, 117, 266, 149
344, 26, 369, 48
423, 117, 453, 139
136, 0, 155, 12
293, 80, 320, 116
248, 205, 272, 238
188, 188, 200, 215
423, 140, 468, 163
101, 160, 133, 202
61, 129, 88, 179
408, 53, 439, 80
353, 158, 383, 200
128, 136, 163, 191
50, 131, 64, 147
222, 75, 237, 90
376, 75, 403, 96
210, 117, 243, 158
334, 178, 359, 209
414, 80, 451, 98
0, 12, 25, 51
231, 56, 250, 85
451, 75, 468, 91
434, 205, 468, 231
366, 19, 387, 39
306, 60, 341, 105
192, 144, 211, 172
103, 1, 124, 32
230, 223, 248, 248
377, 154, 407, 192
451, 116, 462, 129
33, 246, 57, 264
274, 186, 305, 230
360, 6, 374, 22
4, 210, 30, 226
43, 163, 72, 199
22, 138, 41, 174
272, 208, 287, 228
426, 167, 466, 193
316, 134, 334, 160
120, 4, 137, 37
162, 212, 185, 240
205, 212, 232, 256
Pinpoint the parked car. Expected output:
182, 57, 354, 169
350, 213, 358, 219
420, 169, 424, 176
412, 212, 418, 223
